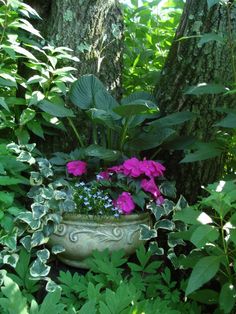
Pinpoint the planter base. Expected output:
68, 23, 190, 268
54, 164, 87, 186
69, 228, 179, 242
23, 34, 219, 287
48, 213, 152, 269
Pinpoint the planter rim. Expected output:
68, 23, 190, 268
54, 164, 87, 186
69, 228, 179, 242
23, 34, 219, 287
62, 211, 150, 223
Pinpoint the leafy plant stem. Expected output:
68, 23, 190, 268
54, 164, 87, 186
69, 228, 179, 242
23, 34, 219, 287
67, 117, 85, 147
120, 118, 129, 150
0, 4, 9, 45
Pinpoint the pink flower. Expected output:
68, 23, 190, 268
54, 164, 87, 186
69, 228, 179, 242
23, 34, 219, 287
140, 160, 165, 178
97, 171, 110, 180
66, 160, 87, 176
113, 192, 135, 215
108, 165, 124, 174
156, 196, 165, 205
141, 178, 161, 199
123, 157, 142, 177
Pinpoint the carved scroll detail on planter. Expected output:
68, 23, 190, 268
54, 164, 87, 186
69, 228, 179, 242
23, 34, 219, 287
55, 223, 67, 236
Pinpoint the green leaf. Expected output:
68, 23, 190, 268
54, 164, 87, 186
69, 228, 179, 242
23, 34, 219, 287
186, 256, 222, 296
207, 0, 221, 9
38, 289, 64, 313
85, 144, 121, 161
20, 108, 36, 125
189, 289, 219, 305
37, 249, 50, 263
140, 224, 157, 240
174, 206, 200, 224
30, 258, 50, 277
15, 128, 30, 144
0, 176, 23, 185
219, 283, 236, 313
190, 225, 219, 248
155, 219, 175, 231
0, 191, 14, 206
127, 128, 175, 151
214, 113, 236, 128
148, 111, 195, 128
113, 103, 157, 117
69, 74, 107, 109
0, 97, 10, 111
38, 100, 74, 117
198, 33, 224, 46
180, 142, 221, 163
184, 83, 227, 95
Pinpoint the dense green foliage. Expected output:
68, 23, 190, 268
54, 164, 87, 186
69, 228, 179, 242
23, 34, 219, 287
0, 0, 236, 313
122, 0, 184, 94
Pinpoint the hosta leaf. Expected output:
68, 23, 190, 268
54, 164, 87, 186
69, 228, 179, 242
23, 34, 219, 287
184, 83, 227, 95
186, 256, 222, 296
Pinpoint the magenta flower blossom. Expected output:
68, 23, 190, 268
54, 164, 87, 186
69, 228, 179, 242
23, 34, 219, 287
141, 178, 161, 199
156, 196, 165, 205
123, 157, 142, 177
67, 160, 87, 176
140, 160, 165, 177
97, 171, 110, 180
108, 165, 124, 174
113, 192, 135, 215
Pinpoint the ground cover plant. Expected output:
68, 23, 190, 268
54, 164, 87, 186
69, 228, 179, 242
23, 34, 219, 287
0, 0, 236, 313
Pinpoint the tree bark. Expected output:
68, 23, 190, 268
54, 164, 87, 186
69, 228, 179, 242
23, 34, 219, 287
155, 0, 236, 203
27, 0, 123, 99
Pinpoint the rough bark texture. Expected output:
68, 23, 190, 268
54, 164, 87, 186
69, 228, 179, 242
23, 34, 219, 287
26, 0, 123, 154
27, 0, 123, 99
155, 0, 236, 203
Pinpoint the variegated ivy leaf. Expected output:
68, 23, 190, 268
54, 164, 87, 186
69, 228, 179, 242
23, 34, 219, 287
51, 244, 65, 255
32, 203, 48, 220
37, 249, 50, 263
46, 280, 61, 292
148, 242, 164, 256
155, 219, 175, 231
30, 258, 50, 277
162, 199, 175, 215
140, 224, 157, 241
17, 212, 41, 230
30, 172, 43, 186
20, 235, 32, 251
174, 195, 188, 211
147, 203, 164, 220
54, 190, 67, 200
31, 231, 47, 248
3, 253, 19, 268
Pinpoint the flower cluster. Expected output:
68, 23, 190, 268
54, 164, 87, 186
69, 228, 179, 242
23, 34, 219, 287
66, 157, 166, 216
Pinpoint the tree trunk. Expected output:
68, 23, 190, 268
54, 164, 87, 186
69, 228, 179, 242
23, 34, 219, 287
155, 0, 236, 203
27, 0, 123, 99
26, 0, 123, 155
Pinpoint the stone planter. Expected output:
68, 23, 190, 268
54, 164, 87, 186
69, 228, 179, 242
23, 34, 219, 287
48, 212, 152, 269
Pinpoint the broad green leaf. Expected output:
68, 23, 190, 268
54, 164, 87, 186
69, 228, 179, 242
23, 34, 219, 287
184, 83, 227, 95
0, 191, 14, 206
69, 74, 106, 109
127, 128, 175, 151
0, 176, 23, 185
85, 144, 120, 161
214, 113, 236, 128
10, 18, 42, 38
113, 103, 157, 117
190, 225, 219, 248
121, 91, 156, 105
174, 206, 201, 224
219, 283, 236, 313
186, 256, 222, 296
180, 142, 221, 163
27, 120, 44, 139
13, 45, 38, 61
87, 108, 120, 130
189, 289, 219, 305
198, 33, 224, 46
148, 111, 195, 128
207, 0, 221, 9
37, 100, 74, 117
15, 128, 30, 144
